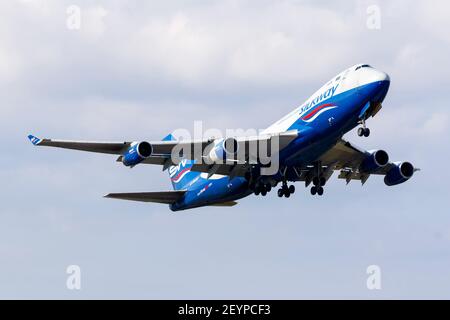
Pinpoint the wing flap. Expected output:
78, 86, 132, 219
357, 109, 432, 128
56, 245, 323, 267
28, 130, 299, 169
318, 139, 367, 169
104, 191, 186, 204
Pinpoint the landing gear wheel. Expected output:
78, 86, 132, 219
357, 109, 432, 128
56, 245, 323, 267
311, 186, 317, 195
254, 184, 262, 196
357, 127, 365, 137
312, 176, 320, 186
320, 177, 326, 186
277, 183, 294, 198
317, 186, 324, 196
254, 182, 273, 196
358, 127, 370, 137
277, 189, 284, 197
288, 185, 295, 194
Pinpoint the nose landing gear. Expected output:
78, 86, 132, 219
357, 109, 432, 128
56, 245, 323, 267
357, 127, 370, 137
357, 119, 370, 137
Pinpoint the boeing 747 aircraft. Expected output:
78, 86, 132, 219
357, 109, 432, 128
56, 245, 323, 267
28, 64, 418, 211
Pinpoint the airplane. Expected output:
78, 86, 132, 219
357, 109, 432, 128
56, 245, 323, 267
28, 64, 418, 211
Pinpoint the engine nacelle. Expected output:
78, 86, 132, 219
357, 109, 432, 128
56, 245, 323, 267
384, 162, 415, 186
360, 150, 389, 173
122, 142, 153, 167
205, 138, 239, 163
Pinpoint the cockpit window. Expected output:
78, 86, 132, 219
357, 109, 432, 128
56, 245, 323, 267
355, 64, 372, 70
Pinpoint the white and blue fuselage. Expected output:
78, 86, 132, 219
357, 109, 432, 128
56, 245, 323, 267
169, 64, 391, 211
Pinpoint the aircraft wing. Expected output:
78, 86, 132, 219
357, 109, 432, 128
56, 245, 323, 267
318, 139, 373, 170
183, 131, 300, 178
317, 139, 417, 184
28, 130, 298, 170
188, 138, 389, 180
28, 135, 132, 154
319, 139, 389, 173
27, 134, 209, 156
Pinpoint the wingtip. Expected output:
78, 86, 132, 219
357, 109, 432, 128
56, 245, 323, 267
27, 134, 42, 146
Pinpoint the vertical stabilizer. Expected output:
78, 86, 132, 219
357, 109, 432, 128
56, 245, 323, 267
162, 133, 200, 191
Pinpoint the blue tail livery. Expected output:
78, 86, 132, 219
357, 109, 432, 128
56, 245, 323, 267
162, 133, 200, 191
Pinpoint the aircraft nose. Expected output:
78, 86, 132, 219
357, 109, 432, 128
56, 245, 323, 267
375, 69, 390, 82
362, 68, 390, 84
358, 67, 390, 104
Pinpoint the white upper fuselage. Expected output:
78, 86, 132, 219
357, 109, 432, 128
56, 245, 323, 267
263, 64, 390, 134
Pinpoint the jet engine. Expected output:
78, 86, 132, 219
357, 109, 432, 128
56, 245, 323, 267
122, 142, 153, 167
360, 150, 389, 173
205, 138, 239, 163
384, 162, 415, 186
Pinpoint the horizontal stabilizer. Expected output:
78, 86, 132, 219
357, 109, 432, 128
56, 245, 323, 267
104, 191, 186, 204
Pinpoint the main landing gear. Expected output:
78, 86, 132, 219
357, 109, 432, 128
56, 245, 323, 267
310, 175, 325, 196
309, 162, 326, 196
253, 167, 296, 198
254, 183, 272, 196
254, 182, 295, 198
357, 119, 370, 137
277, 182, 295, 198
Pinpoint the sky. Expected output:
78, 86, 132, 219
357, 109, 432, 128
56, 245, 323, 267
0, 0, 449, 299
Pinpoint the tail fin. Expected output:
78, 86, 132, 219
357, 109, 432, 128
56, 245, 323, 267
163, 133, 200, 191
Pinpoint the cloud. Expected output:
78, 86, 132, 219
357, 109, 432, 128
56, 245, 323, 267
422, 112, 449, 135
1, 0, 450, 299
2, 0, 449, 103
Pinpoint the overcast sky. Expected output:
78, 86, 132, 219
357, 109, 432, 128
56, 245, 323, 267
1, 0, 449, 299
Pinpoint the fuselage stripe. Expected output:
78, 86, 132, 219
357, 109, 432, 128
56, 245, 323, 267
302, 106, 338, 123
302, 103, 335, 120
171, 168, 190, 183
